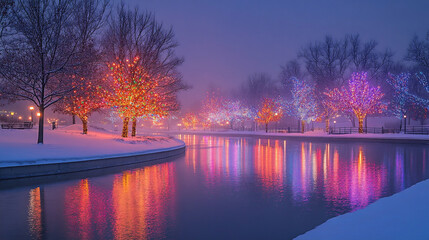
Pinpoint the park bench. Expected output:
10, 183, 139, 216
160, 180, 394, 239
1, 122, 34, 129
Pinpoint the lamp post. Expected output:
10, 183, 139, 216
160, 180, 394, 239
404, 115, 407, 134
29, 106, 34, 124
275, 112, 278, 132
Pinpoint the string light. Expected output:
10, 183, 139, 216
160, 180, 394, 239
325, 72, 387, 133
386, 73, 410, 120
256, 98, 283, 132
101, 57, 169, 137
290, 77, 318, 132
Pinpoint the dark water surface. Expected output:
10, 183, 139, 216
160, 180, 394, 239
1, 134, 429, 239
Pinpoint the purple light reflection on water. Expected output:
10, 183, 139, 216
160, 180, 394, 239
0, 134, 428, 239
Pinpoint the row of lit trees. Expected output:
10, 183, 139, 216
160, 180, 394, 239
187, 71, 413, 134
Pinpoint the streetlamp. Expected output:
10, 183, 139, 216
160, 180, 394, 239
404, 115, 407, 134
29, 106, 35, 124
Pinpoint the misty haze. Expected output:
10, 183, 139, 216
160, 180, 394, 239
1, 0, 429, 239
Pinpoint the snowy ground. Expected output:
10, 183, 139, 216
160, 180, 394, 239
0, 125, 184, 167
295, 179, 429, 240
161, 129, 429, 143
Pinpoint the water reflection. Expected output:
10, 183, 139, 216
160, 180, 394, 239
65, 179, 97, 240
178, 134, 427, 212
112, 164, 176, 239
1, 135, 428, 239
28, 187, 45, 240
63, 163, 176, 239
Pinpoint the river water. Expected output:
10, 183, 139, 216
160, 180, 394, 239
1, 134, 428, 239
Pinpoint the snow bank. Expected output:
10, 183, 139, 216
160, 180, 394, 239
295, 179, 429, 240
0, 125, 184, 167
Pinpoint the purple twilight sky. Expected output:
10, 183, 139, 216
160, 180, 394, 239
129, 0, 429, 110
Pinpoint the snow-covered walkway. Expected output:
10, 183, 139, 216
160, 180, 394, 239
164, 129, 429, 143
0, 125, 184, 168
295, 179, 429, 240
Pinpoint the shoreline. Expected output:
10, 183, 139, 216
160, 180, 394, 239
159, 130, 429, 144
0, 143, 185, 180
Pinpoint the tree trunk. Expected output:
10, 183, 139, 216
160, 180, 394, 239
365, 116, 368, 129
301, 120, 305, 133
265, 123, 268, 133
37, 107, 44, 144
358, 117, 364, 133
325, 119, 329, 132
131, 118, 137, 137
122, 118, 129, 138
81, 117, 88, 134
72, 114, 76, 124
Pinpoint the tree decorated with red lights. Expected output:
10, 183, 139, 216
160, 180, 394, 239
56, 77, 105, 134
102, 5, 187, 137
182, 112, 198, 130
317, 95, 340, 132
256, 98, 282, 133
102, 57, 168, 137
326, 72, 387, 133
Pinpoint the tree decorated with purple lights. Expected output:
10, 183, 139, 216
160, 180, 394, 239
327, 72, 387, 133
291, 77, 318, 133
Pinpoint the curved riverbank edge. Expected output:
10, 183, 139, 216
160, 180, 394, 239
165, 130, 429, 144
294, 179, 429, 239
0, 143, 186, 180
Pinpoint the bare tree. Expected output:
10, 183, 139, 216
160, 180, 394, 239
0, 0, 82, 144
348, 34, 394, 86
240, 72, 278, 110
54, 0, 110, 131
298, 36, 350, 91
280, 59, 305, 94
0, 0, 13, 39
406, 31, 429, 71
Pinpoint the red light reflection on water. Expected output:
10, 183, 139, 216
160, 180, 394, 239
112, 163, 176, 239
61, 162, 175, 239
64, 179, 94, 240
254, 139, 285, 192
28, 187, 43, 240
